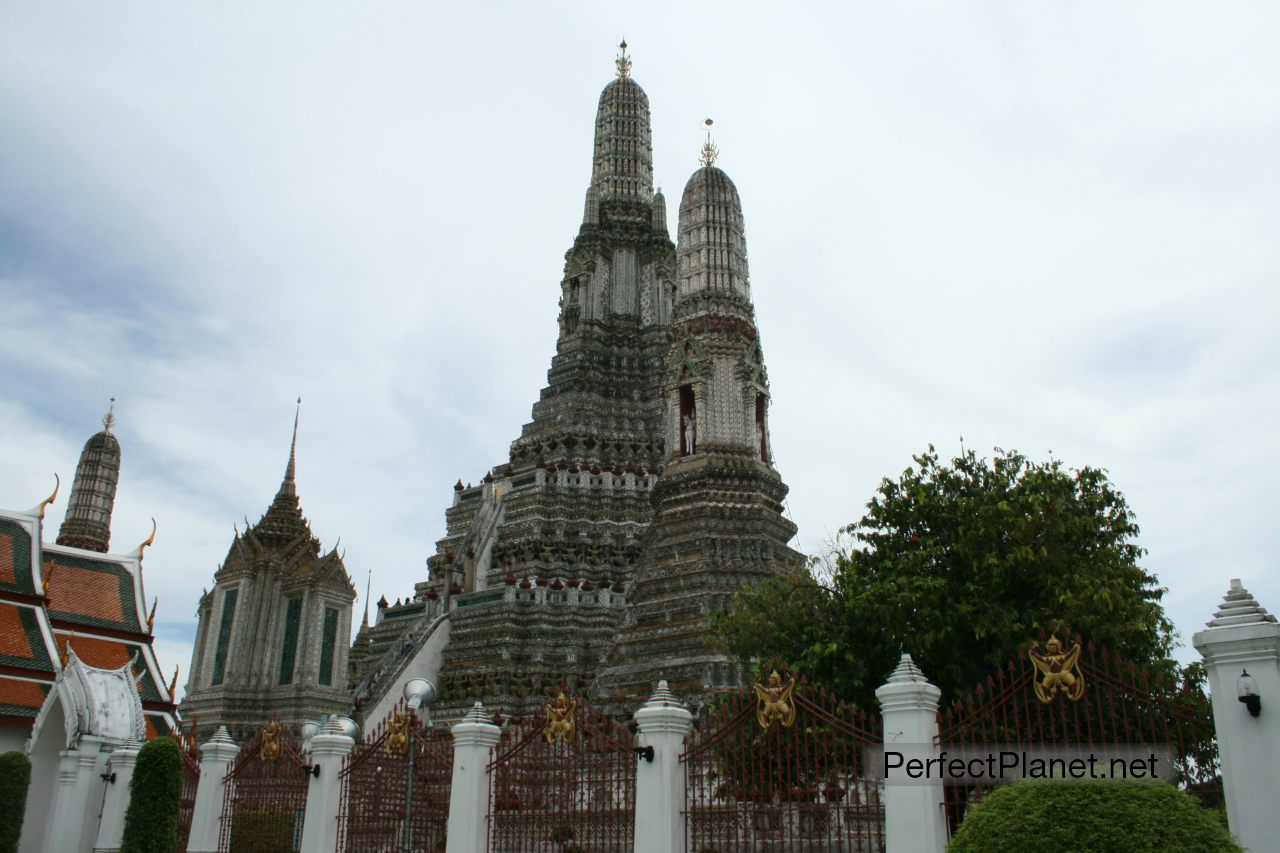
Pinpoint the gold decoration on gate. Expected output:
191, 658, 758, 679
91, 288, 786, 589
386, 710, 411, 755
754, 670, 798, 729
259, 720, 283, 761
544, 692, 578, 744
1030, 634, 1085, 703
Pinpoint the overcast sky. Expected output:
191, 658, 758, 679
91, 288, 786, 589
3, 2, 1277, 700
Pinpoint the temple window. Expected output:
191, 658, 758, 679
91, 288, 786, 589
211, 587, 238, 686
277, 598, 302, 684
318, 606, 339, 686
756, 393, 769, 463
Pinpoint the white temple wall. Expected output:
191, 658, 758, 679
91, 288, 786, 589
362, 615, 452, 726
20, 696, 64, 853
0, 726, 26, 754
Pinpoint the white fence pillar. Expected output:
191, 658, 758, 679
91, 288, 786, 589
876, 653, 947, 853
1193, 578, 1280, 853
186, 726, 240, 853
446, 702, 501, 853
93, 740, 140, 853
299, 719, 355, 853
47, 735, 108, 853
632, 681, 693, 853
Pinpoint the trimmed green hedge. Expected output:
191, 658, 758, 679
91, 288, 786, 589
947, 778, 1239, 853
121, 737, 183, 853
229, 808, 296, 853
0, 752, 31, 853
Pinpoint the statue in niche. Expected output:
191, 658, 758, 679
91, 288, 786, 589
683, 413, 697, 456
678, 383, 697, 455
755, 393, 769, 463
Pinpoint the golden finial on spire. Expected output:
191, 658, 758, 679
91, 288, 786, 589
700, 118, 719, 167
147, 597, 158, 633
36, 473, 60, 519
615, 39, 632, 78
102, 397, 116, 433
135, 517, 157, 560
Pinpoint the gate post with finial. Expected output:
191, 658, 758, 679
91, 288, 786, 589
876, 654, 946, 853
298, 717, 355, 853
1193, 578, 1280, 852
633, 681, 693, 853
185, 727, 239, 853
446, 702, 501, 853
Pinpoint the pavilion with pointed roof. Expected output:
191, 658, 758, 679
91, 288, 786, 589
0, 405, 179, 752
0, 404, 181, 853
179, 404, 355, 741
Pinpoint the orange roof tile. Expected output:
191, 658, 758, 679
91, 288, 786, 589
0, 532, 14, 585
46, 562, 125, 624
0, 603, 34, 660
58, 634, 133, 670
0, 677, 47, 711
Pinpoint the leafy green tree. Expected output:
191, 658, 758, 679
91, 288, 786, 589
712, 445, 1178, 710
947, 778, 1240, 852
121, 737, 182, 853
0, 752, 32, 853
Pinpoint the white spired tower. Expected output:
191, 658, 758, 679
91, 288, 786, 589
598, 134, 803, 712
55, 400, 121, 553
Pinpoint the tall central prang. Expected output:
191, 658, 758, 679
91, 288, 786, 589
350, 46, 800, 723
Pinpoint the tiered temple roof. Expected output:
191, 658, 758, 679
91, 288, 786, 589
0, 410, 178, 745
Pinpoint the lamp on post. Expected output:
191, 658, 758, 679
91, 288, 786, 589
402, 678, 437, 853
1238, 669, 1262, 717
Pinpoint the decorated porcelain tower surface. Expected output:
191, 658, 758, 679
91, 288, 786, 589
181, 404, 355, 741
349, 45, 679, 723
598, 136, 802, 713
55, 400, 121, 553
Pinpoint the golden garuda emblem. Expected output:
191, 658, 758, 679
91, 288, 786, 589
544, 692, 577, 744
385, 710, 411, 755
259, 720, 283, 761
1030, 634, 1086, 703
753, 670, 798, 730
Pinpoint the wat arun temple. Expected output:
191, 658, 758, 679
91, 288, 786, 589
179, 44, 804, 733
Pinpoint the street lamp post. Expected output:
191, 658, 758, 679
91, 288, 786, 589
402, 678, 437, 853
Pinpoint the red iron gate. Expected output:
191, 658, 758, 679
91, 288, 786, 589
338, 700, 453, 852
218, 721, 310, 853
177, 736, 201, 851
937, 633, 1221, 835
682, 670, 885, 852
487, 690, 637, 853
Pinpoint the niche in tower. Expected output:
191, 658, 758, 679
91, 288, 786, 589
679, 384, 696, 456
755, 393, 769, 463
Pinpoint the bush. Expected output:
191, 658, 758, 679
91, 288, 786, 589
228, 808, 296, 853
121, 737, 183, 853
0, 752, 32, 853
947, 778, 1240, 853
